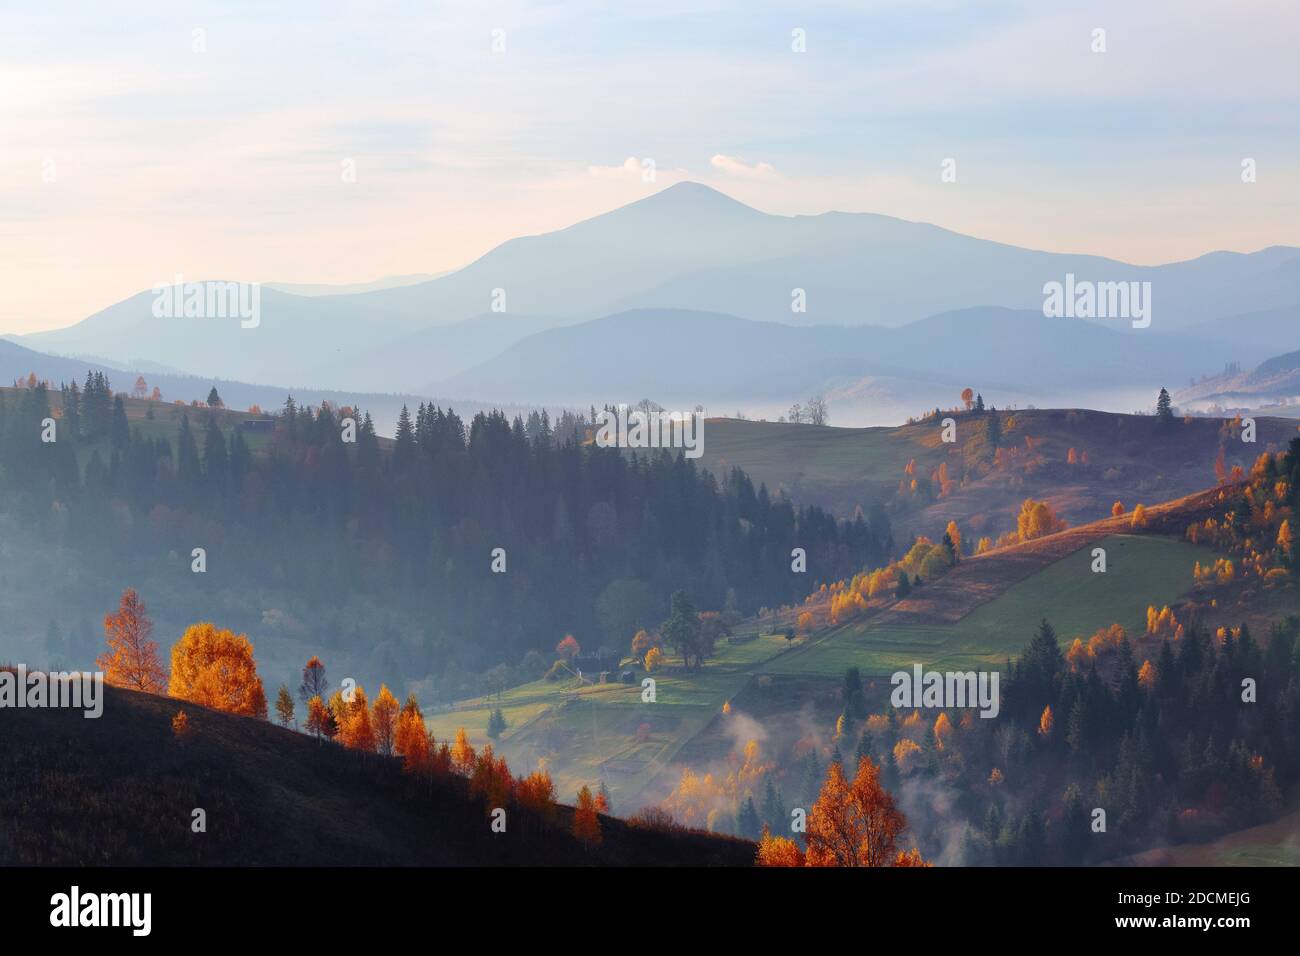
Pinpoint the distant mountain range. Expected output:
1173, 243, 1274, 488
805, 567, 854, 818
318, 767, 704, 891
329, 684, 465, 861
9, 182, 1300, 416
429, 306, 1286, 419
1177, 346, 1300, 415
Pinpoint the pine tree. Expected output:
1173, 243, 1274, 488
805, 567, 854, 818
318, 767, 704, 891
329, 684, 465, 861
841, 666, 866, 720
761, 777, 785, 833
203, 417, 229, 492
1059, 785, 1089, 864
737, 795, 763, 840
1156, 387, 1173, 422
110, 395, 129, 451
176, 414, 201, 487
207, 386, 223, 408
487, 706, 507, 740
986, 406, 1001, 448
393, 404, 416, 475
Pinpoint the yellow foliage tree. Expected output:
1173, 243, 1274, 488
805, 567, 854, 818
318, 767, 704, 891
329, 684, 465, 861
945, 520, 962, 558
933, 712, 953, 751
372, 684, 399, 756
451, 727, 476, 774
168, 622, 267, 718
644, 646, 664, 672
1111, 500, 1125, 518
1131, 503, 1148, 529
892, 738, 922, 774
1137, 660, 1156, 689
1017, 498, 1067, 541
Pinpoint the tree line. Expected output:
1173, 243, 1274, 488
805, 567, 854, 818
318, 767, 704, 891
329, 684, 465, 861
1, 379, 893, 683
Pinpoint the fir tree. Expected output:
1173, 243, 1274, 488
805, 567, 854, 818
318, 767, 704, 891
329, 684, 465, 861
1155, 387, 1173, 422
487, 707, 507, 739
737, 795, 763, 840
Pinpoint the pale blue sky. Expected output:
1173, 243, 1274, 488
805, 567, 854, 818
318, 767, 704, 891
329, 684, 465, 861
2, 0, 1297, 332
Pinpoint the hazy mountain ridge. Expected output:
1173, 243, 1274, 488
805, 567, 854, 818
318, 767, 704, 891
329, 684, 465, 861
429, 306, 1283, 420
15, 183, 1300, 399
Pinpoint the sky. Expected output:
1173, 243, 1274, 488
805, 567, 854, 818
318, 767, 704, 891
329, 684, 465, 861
1, 0, 1297, 334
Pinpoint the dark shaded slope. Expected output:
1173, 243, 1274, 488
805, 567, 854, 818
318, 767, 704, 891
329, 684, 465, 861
0, 685, 753, 867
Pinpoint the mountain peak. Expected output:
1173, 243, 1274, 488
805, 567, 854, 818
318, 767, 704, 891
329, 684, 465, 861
648, 180, 758, 209
613, 180, 764, 219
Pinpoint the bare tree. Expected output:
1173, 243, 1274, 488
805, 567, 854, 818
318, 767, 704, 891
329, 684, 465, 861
807, 395, 829, 426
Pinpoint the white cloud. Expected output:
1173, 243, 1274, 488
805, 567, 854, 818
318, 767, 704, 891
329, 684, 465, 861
710, 154, 777, 179
587, 157, 646, 179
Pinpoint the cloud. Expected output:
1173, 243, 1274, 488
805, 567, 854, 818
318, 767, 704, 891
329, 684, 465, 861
587, 157, 648, 180
710, 154, 777, 179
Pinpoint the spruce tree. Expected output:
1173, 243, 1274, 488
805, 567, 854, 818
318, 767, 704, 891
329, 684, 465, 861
985, 406, 1002, 448
737, 795, 762, 840
1156, 387, 1173, 422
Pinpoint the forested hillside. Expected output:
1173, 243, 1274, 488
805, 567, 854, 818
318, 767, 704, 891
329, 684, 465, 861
0, 378, 891, 698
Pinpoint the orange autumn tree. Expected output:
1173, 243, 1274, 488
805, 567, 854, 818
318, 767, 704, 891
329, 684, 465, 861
515, 768, 558, 826
573, 785, 602, 847
337, 685, 376, 751
802, 756, 925, 867
372, 684, 399, 756
394, 693, 432, 772
756, 826, 806, 866
98, 587, 167, 692
1038, 705, 1054, 737
305, 695, 332, 742
168, 622, 267, 717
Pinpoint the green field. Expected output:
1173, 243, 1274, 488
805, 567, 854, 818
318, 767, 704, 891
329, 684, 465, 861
430, 534, 1220, 805
428, 632, 797, 804
763, 535, 1219, 677
1124, 807, 1300, 867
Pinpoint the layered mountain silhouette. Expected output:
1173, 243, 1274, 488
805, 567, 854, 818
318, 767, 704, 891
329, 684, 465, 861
11, 182, 1300, 406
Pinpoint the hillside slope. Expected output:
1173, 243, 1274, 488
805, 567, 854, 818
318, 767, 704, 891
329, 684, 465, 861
0, 684, 754, 866
698, 409, 1298, 538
